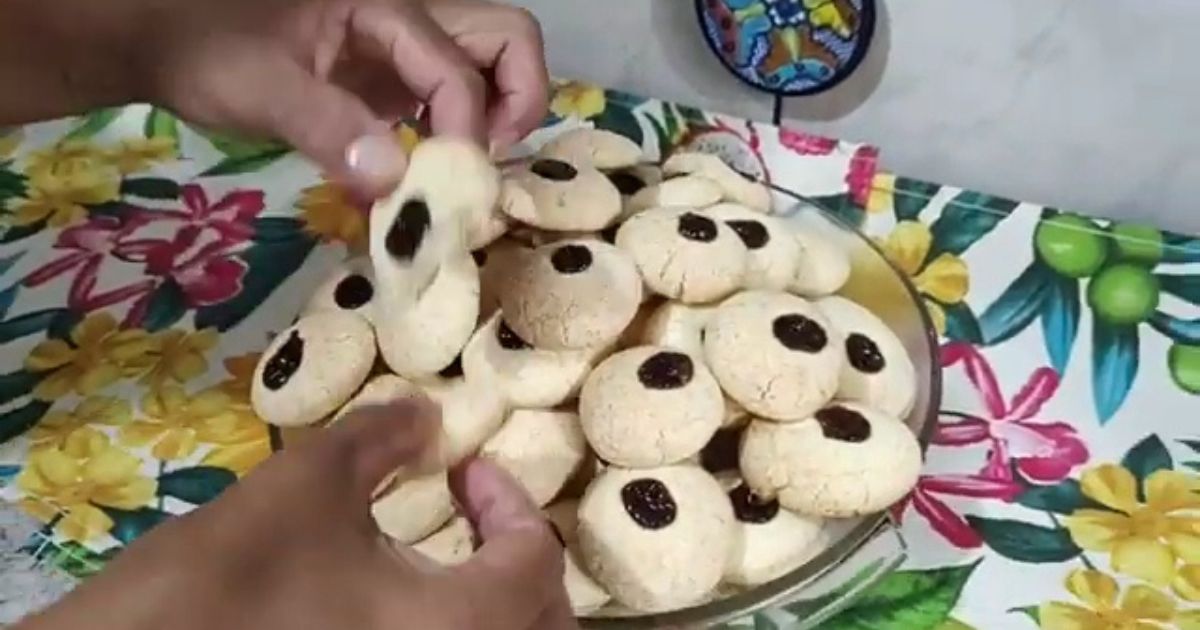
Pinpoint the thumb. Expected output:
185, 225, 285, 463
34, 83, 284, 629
320, 396, 442, 503
240, 54, 408, 199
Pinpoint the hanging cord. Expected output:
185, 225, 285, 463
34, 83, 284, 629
771, 94, 784, 126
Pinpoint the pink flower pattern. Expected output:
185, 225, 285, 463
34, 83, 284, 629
778, 127, 839, 156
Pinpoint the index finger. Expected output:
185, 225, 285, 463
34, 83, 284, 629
448, 458, 563, 628
348, 3, 488, 142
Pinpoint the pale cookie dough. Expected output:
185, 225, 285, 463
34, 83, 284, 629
579, 346, 723, 467
624, 175, 723, 219
704, 203, 800, 291
817, 296, 918, 417
369, 138, 493, 312
545, 500, 612, 615
501, 159, 621, 231
704, 290, 843, 421
422, 371, 509, 468
501, 240, 642, 350
789, 228, 852, 297
331, 373, 423, 424
714, 473, 827, 587
412, 517, 475, 566
251, 311, 376, 427
376, 254, 480, 379
739, 402, 922, 517
662, 151, 772, 213
301, 258, 376, 318
538, 128, 644, 169
577, 465, 734, 613
637, 300, 716, 357
372, 472, 456, 544
615, 207, 747, 304
463, 313, 608, 409
476, 238, 529, 321
479, 409, 588, 506
466, 203, 510, 251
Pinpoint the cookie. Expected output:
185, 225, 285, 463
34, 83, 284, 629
466, 203, 511, 251
579, 346, 723, 467
545, 500, 612, 615
624, 175, 723, 219
577, 465, 734, 613
376, 254, 480, 379
615, 207, 747, 304
817, 296, 918, 417
251, 311, 376, 427
372, 471, 456, 544
476, 237, 530, 321
637, 301, 716, 357
704, 203, 800, 290
412, 516, 475, 566
704, 290, 843, 421
479, 409, 588, 507
739, 403, 922, 517
605, 164, 663, 206
662, 151, 772, 213
715, 473, 827, 587
501, 159, 621, 231
790, 228, 852, 297
301, 258, 376, 317
538, 128, 644, 169
331, 373, 423, 424
463, 313, 608, 409
369, 139, 491, 312
500, 240, 642, 350
422, 371, 509, 468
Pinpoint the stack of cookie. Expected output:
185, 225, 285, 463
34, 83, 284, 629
248, 129, 923, 617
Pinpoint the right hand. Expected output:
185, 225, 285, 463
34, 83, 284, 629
17, 399, 575, 630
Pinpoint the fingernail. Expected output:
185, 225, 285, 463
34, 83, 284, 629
346, 134, 407, 188
489, 130, 520, 159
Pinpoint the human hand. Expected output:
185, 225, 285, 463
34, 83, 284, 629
139, 0, 549, 198
16, 399, 575, 630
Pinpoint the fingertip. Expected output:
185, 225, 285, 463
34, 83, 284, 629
327, 396, 442, 500
449, 457, 542, 539
344, 132, 410, 199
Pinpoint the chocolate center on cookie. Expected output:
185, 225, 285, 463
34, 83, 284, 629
438, 355, 464, 379
607, 171, 647, 196
385, 199, 431, 262
531, 159, 578, 181
700, 428, 741, 473
636, 351, 694, 389
621, 478, 677, 530
726, 220, 769, 249
262, 330, 304, 391
846, 333, 886, 373
677, 212, 718, 242
333, 274, 373, 309
728, 484, 780, 524
772, 314, 828, 352
550, 244, 593, 274
497, 320, 533, 350
814, 406, 872, 442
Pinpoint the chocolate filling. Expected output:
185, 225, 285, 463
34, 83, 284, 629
814, 406, 872, 442
530, 159, 578, 181
333, 274, 373, 309
772, 314, 828, 353
636, 351, 694, 390
726, 220, 769, 249
677, 212, 718, 242
607, 171, 646, 196
262, 330, 304, 390
497, 320, 532, 351
846, 333, 886, 373
550, 244, 593, 274
729, 483, 779, 524
385, 199, 431, 262
621, 478, 677, 530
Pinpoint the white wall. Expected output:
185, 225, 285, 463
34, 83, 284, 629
512, 0, 1200, 234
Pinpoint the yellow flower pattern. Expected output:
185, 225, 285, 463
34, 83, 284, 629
11, 140, 121, 227
24, 312, 158, 401
120, 384, 240, 461
17, 431, 156, 543
202, 353, 271, 476
550, 81, 606, 120
139, 328, 218, 389
1039, 569, 1200, 630
0, 127, 23, 159
297, 181, 366, 247
28, 397, 132, 452
106, 137, 177, 174
877, 220, 969, 334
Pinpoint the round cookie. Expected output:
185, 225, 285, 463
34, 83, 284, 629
500, 159, 621, 231
538, 128, 644, 169
704, 203, 800, 291
637, 301, 716, 357
332, 373, 423, 424
715, 473, 827, 587
251, 311, 376, 427
301, 258, 376, 318
466, 203, 510, 251
624, 175, 723, 219
739, 402, 922, 517
817, 296, 918, 417
422, 371, 509, 468
372, 472, 456, 544
479, 409, 588, 507
577, 465, 734, 613
662, 151, 772, 213
500, 239, 642, 350
790, 228, 852, 297
615, 207, 747, 304
376, 254, 480, 379
579, 346, 723, 467
412, 517, 475, 566
704, 290, 843, 421
545, 500, 612, 615
369, 138, 493, 312
463, 313, 609, 409
476, 238, 529, 321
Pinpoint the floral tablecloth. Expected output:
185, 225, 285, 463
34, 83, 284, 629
0, 81, 1198, 630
